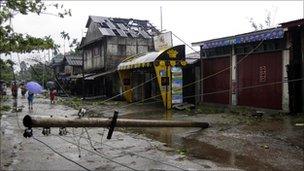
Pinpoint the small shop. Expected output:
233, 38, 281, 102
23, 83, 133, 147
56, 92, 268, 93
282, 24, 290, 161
117, 45, 187, 109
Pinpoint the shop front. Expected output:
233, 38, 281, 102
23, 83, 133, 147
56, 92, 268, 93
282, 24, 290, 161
117, 45, 187, 109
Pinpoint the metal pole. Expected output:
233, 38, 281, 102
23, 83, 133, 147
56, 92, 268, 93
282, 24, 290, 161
23, 115, 209, 128
43, 52, 45, 88
160, 6, 163, 32
82, 50, 85, 99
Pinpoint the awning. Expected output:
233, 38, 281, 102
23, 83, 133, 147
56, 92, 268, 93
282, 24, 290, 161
118, 45, 187, 70
85, 69, 116, 80
117, 51, 162, 70
198, 27, 284, 49
70, 73, 93, 79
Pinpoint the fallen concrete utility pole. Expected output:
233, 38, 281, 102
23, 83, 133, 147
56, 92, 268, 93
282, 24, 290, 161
23, 115, 210, 128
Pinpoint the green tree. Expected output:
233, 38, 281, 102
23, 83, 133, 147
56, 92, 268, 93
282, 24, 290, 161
0, 58, 15, 82
27, 61, 54, 86
0, 0, 71, 54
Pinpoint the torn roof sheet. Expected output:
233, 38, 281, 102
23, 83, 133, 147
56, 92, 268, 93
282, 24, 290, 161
87, 15, 160, 39
65, 55, 82, 66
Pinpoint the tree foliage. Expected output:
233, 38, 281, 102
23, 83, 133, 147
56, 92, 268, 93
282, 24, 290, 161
16, 60, 54, 85
60, 30, 80, 55
0, 58, 14, 82
248, 10, 272, 31
0, 0, 71, 54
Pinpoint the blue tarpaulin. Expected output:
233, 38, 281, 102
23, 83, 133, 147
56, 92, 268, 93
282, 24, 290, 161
201, 27, 284, 49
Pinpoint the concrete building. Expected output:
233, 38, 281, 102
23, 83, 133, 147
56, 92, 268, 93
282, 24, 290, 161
280, 19, 304, 113
78, 16, 160, 98
192, 18, 303, 113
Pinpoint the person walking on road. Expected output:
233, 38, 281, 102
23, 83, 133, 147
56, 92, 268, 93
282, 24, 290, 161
50, 88, 57, 104
27, 91, 34, 110
20, 83, 27, 98
11, 82, 18, 98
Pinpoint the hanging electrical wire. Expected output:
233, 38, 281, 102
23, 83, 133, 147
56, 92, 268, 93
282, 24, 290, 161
60, 134, 188, 171
57, 136, 139, 171
33, 137, 91, 171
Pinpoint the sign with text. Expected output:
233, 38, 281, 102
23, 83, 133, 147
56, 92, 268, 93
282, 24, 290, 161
153, 31, 173, 51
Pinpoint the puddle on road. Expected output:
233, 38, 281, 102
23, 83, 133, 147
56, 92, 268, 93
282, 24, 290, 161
5, 95, 302, 171
117, 110, 303, 171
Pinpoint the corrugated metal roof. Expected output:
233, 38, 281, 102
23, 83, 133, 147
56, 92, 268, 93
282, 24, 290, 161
65, 55, 82, 66
99, 27, 116, 36
192, 27, 284, 49
116, 29, 128, 37
86, 15, 159, 39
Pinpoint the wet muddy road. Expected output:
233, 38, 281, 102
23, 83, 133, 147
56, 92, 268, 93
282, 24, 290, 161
115, 108, 304, 171
0, 93, 240, 171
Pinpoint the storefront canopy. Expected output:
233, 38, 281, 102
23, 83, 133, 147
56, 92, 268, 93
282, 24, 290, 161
193, 27, 284, 50
117, 52, 162, 70
117, 45, 186, 70
84, 69, 116, 80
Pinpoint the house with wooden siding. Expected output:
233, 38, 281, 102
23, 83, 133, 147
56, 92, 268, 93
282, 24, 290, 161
78, 16, 159, 98
192, 18, 303, 113
51, 54, 82, 95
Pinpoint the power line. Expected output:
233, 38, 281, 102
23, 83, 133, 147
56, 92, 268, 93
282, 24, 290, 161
110, 26, 282, 111
182, 77, 304, 100
62, 134, 188, 171
104, 76, 303, 113
171, 32, 199, 54
33, 137, 91, 171
57, 136, 139, 171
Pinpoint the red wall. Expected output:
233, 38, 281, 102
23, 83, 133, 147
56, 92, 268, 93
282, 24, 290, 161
237, 51, 282, 109
202, 57, 230, 104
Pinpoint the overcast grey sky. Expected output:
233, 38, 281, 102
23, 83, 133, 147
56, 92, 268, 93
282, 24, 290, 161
3, 0, 304, 70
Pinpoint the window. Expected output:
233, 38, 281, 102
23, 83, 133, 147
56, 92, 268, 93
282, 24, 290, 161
117, 44, 126, 56
84, 51, 88, 61
93, 47, 100, 56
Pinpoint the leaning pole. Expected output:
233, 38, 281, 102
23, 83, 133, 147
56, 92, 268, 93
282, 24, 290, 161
23, 115, 210, 128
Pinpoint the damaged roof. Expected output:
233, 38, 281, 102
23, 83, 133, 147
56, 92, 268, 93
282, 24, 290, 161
86, 15, 160, 39
65, 55, 82, 66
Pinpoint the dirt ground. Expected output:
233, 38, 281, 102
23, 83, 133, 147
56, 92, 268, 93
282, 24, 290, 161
1, 91, 241, 171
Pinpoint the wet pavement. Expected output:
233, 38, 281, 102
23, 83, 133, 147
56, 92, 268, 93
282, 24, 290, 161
0, 92, 241, 171
81, 99, 304, 171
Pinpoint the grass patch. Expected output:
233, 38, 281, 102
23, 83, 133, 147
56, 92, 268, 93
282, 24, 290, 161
195, 105, 225, 114
58, 97, 83, 109
0, 105, 11, 111
176, 148, 187, 155
229, 106, 253, 115
290, 115, 304, 124
0, 95, 9, 102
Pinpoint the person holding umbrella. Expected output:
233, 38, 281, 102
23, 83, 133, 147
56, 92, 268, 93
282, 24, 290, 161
27, 91, 34, 110
26, 81, 43, 110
